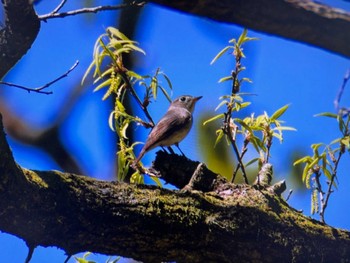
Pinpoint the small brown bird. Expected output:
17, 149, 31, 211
133, 95, 202, 165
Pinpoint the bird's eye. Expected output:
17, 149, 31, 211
180, 96, 186, 102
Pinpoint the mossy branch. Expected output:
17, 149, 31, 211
1, 115, 350, 262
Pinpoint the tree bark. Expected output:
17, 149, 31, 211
148, 0, 350, 58
0, 0, 40, 78
1, 114, 350, 262
2, 1, 350, 262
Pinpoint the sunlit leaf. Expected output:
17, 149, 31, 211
109, 111, 116, 131
314, 112, 338, 118
241, 77, 253, 83
214, 129, 224, 148
203, 113, 225, 126
270, 104, 290, 122
218, 76, 232, 83
107, 27, 129, 41
293, 156, 312, 166
245, 157, 259, 167
234, 118, 253, 133
159, 86, 172, 103
162, 73, 173, 90
81, 61, 95, 85
323, 168, 333, 181
273, 126, 297, 132
237, 28, 248, 46
127, 70, 143, 79
341, 136, 350, 147
210, 46, 232, 65
94, 78, 112, 93
215, 100, 228, 111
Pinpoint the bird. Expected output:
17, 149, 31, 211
133, 95, 202, 165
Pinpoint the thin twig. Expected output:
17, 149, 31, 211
39, 2, 146, 21
227, 47, 248, 184
0, 61, 79, 94
51, 0, 68, 14
232, 138, 249, 183
334, 68, 350, 115
119, 70, 155, 127
320, 146, 343, 223
285, 189, 293, 202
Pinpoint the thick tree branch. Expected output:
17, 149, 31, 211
1, 114, 350, 262
0, 0, 40, 78
148, 0, 350, 58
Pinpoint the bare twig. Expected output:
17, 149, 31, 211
285, 189, 293, 202
50, 0, 68, 14
39, 2, 146, 21
226, 47, 248, 184
320, 151, 342, 223
0, 61, 79, 94
334, 69, 350, 115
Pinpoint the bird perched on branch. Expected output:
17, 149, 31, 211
133, 95, 202, 165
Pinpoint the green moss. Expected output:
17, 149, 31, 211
22, 168, 48, 188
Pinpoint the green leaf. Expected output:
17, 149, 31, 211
215, 100, 228, 111
203, 113, 225, 126
237, 28, 248, 46
159, 86, 172, 103
329, 137, 342, 145
218, 76, 233, 83
93, 78, 112, 93
235, 118, 253, 133
293, 156, 312, 166
273, 126, 297, 132
210, 46, 232, 65
150, 77, 158, 100
130, 171, 144, 184
214, 129, 224, 148
314, 112, 338, 118
81, 61, 95, 85
311, 143, 324, 156
93, 67, 114, 84
241, 77, 253, 83
129, 43, 146, 55
150, 176, 162, 187
341, 136, 350, 147
109, 111, 116, 132
126, 70, 143, 79
245, 157, 259, 167
272, 132, 283, 142
338, 116, 346, 134
161, 72, 173, 91
270, 104, 290, 122
323, 168, 333, 181
107, 27, 129, 41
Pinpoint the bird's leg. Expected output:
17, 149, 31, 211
167, 146, 175, 154
175, 143, 186, 157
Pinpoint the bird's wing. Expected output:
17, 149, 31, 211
143, 109, 192, 151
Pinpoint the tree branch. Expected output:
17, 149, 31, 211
0, 0, 40, 78
0, 61, 79, 94
1, 114, 350, 262
148, 0, 350, 58
39, 2, 146, 21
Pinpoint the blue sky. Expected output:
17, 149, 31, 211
1, 0, 350, 262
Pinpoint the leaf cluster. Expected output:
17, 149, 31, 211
293, 113, 350, 221
205, 29, 294, 182
83, 27, 171, 184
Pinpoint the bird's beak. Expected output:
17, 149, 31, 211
195, 96, 203, 101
